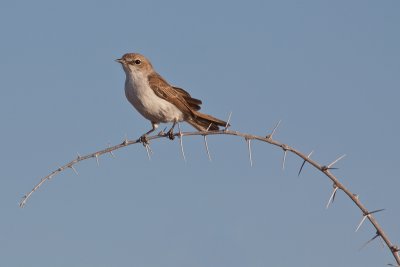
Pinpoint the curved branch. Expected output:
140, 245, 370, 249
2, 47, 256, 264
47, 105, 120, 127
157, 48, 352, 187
19, 129, 400, 265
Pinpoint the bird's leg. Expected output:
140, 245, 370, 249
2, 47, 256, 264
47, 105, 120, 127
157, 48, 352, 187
167, 121, 177, 140
140, 122, 158, 144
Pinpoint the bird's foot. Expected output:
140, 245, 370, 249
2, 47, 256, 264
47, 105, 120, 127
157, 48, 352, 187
139, 134, 149, 145
167, 129, 175, 140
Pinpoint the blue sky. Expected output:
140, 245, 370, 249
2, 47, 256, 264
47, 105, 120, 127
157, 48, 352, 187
1, 1, 399, 266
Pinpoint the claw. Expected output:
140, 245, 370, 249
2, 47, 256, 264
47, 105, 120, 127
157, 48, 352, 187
139, 134, 149, 145
167, 129, 175, 140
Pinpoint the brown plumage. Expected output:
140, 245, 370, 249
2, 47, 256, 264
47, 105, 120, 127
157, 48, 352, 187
117, 53, 229, 138
147, 72, 226, 131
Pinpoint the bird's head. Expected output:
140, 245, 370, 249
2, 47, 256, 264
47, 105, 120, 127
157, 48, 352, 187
116, 53, 153, 76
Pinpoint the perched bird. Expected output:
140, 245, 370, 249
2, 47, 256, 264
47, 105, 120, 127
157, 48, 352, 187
116, 53, 228, 141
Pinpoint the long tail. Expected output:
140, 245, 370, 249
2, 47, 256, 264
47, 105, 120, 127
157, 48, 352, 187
187, 111, 229, 131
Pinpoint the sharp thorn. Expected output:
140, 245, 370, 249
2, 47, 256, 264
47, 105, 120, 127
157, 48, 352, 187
19, 196, 28, 208
326, 186, 338, 209
355, 215, 368, 232
148, 144, 153, 154
95, 154, 100, 166
206, 123, 213, 132
267, 120, 282, 139
203, 135, 212, 161
298, 160, 306, 176
327, 154, 346, 168
224, 111, 232, 131
144, 143, 151, 160
282, 150, 287, 170
246, 138, 253, 167
332, 189, 337, 203
70, 165, 78, 176
360, 232, 380, 250
298, 151, 313, 177
369, 208, 385, 215
177, 122, 186, 162
355, 208, 385, 232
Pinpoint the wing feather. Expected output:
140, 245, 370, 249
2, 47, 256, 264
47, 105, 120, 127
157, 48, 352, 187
148, 73, 202, 113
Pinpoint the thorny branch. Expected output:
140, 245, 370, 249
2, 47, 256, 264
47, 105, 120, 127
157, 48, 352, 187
19, 129, 400, 265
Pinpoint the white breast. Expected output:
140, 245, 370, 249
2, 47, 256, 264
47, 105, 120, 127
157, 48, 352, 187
124, 71, 184, 123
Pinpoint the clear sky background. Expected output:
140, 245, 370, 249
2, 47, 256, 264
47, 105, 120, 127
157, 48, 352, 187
1, 1, 399, 266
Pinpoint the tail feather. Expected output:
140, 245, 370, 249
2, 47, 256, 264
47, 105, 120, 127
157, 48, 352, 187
187, 111, 229, 131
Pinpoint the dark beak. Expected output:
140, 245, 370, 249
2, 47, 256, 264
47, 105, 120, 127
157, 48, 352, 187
115, 58, 124, 64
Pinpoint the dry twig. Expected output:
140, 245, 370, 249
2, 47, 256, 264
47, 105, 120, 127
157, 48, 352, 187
19, 129, 400, 266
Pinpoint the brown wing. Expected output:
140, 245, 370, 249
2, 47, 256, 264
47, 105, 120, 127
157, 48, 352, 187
148, 73, 202, 114
172, 86, 202, 111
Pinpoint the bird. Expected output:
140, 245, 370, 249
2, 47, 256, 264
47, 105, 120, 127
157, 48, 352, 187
116, 53, 229, 142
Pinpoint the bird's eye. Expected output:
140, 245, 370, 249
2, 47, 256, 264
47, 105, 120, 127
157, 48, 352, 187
134, 59, 141, 65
